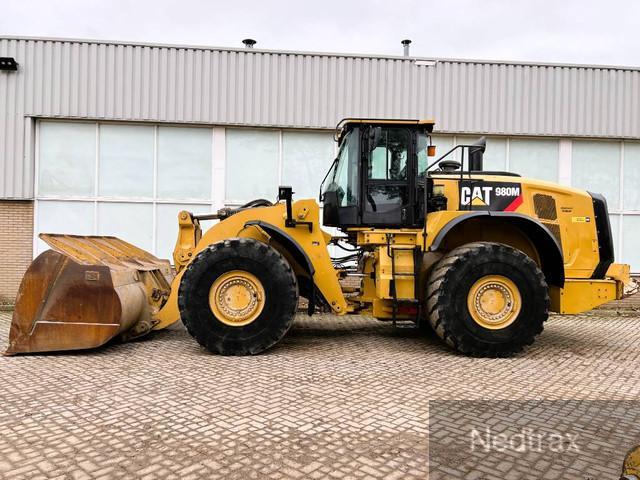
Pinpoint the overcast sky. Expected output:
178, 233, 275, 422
2, 0, 639, 66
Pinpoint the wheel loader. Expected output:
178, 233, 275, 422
6, 118, 631, 357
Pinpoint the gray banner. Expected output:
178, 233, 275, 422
428, 400, 640, 479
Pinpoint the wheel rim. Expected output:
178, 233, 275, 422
467, 275, 521, 330
209, 270, 265, 326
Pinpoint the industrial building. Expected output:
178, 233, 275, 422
1, 35, 639, 302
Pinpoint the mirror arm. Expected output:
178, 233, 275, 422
426, 141, 487, 173
426, 145, 464, 172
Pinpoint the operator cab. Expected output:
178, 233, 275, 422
320, 118, 487, 228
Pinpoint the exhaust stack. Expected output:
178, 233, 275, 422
401, 39, 412, 57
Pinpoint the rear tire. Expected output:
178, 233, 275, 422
426, 242, 549, 357
178, 238, 298, 355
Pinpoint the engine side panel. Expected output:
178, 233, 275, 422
427, 175, 602, 279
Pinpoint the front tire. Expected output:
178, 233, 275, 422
178, 238, 298, 355
426, 242, 549, 357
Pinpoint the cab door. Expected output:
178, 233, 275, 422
361, 127, 414, 226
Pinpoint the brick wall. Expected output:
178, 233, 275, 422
0, 201, 33, 304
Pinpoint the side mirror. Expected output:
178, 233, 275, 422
319, 156, 339, 201
469, 136, 486, 171
368, 126, 382, 151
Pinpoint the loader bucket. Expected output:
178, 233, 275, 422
5, 234, 173, 355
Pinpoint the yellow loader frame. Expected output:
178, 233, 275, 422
154, 196, 629, 331
6, 117, 631, 357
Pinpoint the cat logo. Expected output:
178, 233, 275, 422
459, 181, 523, 212
471, 196, 488, 206
461, 186, 492, 207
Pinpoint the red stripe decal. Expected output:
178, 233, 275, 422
504, 195, 523, 212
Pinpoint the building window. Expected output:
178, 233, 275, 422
572, 140, 621, 210
225, 129, 279, 203
97, 202, 154, 252
225, 128, 335, 205
282, 131, 334, 199
623, 142, 640, 211
99, 124, 154, 198
509, 138, 559, 182
482, 138, 508, 171
38, 122, 96, 196
622, 215, 640, 273
454, 136, 507, 171
33, 122, 639, 271
36, 200, 94, 237
157, 126, 212, 201
35, 120, 214, 261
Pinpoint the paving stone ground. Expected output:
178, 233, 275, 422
2, 309, 640, 479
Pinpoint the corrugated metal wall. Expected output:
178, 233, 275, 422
1, 37, 640, 198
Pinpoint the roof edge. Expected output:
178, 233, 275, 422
1, 35, 640, 72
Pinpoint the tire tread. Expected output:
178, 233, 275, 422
426, 242, 549, 357
179, 238, 298, 355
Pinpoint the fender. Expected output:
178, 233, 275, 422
430, 211, 565, 286
154, 199, 347, 330
244, 220, 317, 314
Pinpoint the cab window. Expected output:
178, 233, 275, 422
363, 127, 412, 226
417, 131, 430, 175
331, 130, 359, 206
368, 129, 409, 180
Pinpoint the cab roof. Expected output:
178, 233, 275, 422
335, 118, 435, 142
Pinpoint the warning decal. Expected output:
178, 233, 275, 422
572, 216, 591, 223
459, 181, 523, 212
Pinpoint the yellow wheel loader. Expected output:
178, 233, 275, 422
6, 119, 631, 357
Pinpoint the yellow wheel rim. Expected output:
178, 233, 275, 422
209, 270, 265, 327
467, 275, 521, 330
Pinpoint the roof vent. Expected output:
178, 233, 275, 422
242, 39, 257, 49
401, 39, 412, 57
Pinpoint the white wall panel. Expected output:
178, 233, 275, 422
622, 216, 640, 272
38, 121, 95, 196
572, 140, 621, 210
225, 129, 279, 203
623, 142, 640, 211
483, 138, 508, 171
156, 126, 212, 200
509, 139, 559, 182
454, 135, 507, 170
97, 202, 154, 252
281, 131, 334, 199
99, 124, 154, 198
35, 200, 94, 254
